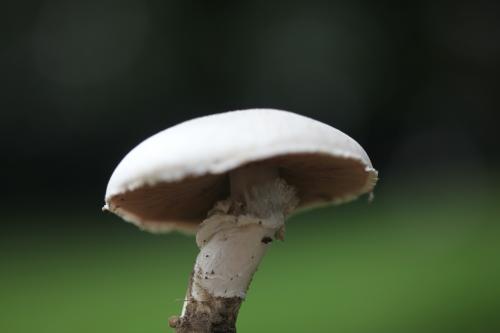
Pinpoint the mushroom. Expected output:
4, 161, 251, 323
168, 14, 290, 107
103, 108, 377, 332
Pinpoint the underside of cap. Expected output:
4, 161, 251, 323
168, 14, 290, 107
104, 109, 378, 233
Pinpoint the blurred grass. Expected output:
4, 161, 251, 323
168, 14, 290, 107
1, 187, 499, 333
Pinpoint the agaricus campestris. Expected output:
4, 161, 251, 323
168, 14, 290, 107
103, 109, 377, 332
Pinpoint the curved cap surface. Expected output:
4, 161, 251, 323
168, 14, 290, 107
104, 109, 378, 233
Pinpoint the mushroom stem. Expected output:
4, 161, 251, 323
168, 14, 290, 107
170, 166, 298, 332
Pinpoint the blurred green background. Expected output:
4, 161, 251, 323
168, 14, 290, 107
1, 0, 499, 332
2, 185, 499, 332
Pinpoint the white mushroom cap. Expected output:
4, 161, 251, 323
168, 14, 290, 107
104, 109, 378, 233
